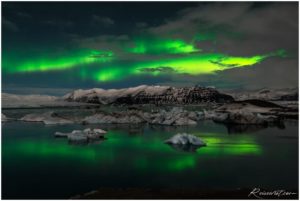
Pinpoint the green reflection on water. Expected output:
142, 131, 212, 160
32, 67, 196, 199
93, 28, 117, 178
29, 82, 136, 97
2, 131, 263, 172
198, 135, 262, 155
198, 144, 261, 156
3, 140, 110, 162
167, 155, 197, 171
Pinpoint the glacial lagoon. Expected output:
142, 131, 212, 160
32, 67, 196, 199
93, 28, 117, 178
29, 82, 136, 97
2, 108, 298, 199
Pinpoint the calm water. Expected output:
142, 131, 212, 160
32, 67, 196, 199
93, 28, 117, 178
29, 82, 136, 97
2, 116, 298, 199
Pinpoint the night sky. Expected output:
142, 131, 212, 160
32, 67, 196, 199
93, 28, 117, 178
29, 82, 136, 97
2, 2, 298, 95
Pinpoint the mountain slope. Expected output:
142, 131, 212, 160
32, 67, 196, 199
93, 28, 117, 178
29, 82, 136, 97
225, 88, 298, 101
64, 85, 234, 105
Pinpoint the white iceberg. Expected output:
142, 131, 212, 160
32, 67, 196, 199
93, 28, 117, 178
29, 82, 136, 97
54, 128, 107, 143
165, 133, 206, 146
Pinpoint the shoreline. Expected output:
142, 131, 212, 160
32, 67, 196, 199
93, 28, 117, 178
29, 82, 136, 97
71, 187, 299, 199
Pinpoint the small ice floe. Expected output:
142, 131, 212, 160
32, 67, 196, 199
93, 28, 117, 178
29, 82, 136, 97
164, 133, 206, 152
54, 128, 107, 144
68, 131, 88, 143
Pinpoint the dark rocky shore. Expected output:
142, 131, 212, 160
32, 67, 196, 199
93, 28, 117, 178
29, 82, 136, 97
71, 187, 298, 199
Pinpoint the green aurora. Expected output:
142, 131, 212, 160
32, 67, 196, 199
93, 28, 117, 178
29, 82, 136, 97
126, 38, 200, 54
2, 49, 114, 73
90, 49, 286, 82
2, 37, 287, 83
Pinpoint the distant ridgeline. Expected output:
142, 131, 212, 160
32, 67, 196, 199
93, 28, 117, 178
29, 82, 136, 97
64, 85, 234, 105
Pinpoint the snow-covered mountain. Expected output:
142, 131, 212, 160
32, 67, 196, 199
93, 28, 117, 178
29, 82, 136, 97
63, 85, 234, 105
2, 86, 298, 109
63, 85, 171, 104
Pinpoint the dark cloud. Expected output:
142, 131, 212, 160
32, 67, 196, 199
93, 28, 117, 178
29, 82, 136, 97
43, 19, 74, 27
92, 15, 115, 26
3, 18, 19, 32
136, 22, 148, 28
16, 11, 32, 18
147, 2, 298, 56
73, 34, 130, 57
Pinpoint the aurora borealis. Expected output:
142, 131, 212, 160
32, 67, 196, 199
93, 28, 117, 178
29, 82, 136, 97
2, 2, 298, 93
3, 49, 114, 73
2, 40, 287, 82
126, 38, 200, 54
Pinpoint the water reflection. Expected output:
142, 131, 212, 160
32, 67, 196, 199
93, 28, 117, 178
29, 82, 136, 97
2, 126, 264, 171
67, 138, 107, 145
2, 120, 298, 199
167, 144, 205, 152
219, 122, 285, 134
226, 124, 269, 134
